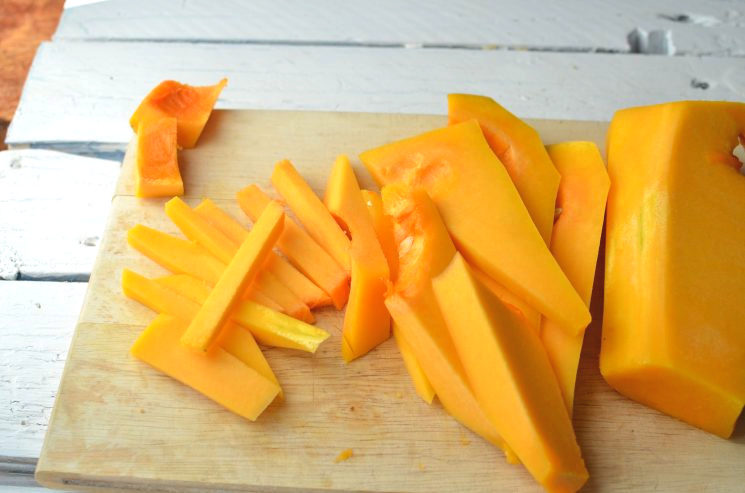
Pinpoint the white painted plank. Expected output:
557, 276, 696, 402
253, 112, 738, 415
54, 0, 745, 56
7, 41, 745, 152
0, 281, 87, 460
0, 150, 119, 280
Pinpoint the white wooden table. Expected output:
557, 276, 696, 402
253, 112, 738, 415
2, 0, 744, 490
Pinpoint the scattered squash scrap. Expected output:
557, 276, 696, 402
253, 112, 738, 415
601, 101, 745, 438
360, 119, 590, 335
131, 314, 279, 421
334, 449, 354, 463
325, 155, 390, 361
135, 117, 183, 198
130, 78, 227, 148
237, 184, 350, 308
432, 253, 588, 492
180, 201, 284, 351
541, 142, 609, 415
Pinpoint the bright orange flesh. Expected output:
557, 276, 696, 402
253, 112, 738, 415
393, 322, 435, 404
135, 117, 183, 198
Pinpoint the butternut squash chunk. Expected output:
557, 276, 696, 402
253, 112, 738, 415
541, 142, 609, 416
155, 273, 329, 354
194, 198, 332, 308
165, 197, 313, 322
324, 155, 390, 361
601, 101, 745, 438
181, 201, 284, 351
237, 185, 350, 308
361, 120, 589, 335
448, 94, 560, 243
432, 254, 588, 492
130, 78, 227, 148
382, 185, 516, 464
121, 269, 282, 397
271, 159, 351, 272
135, 117, 183, 198
360, 189, 399, 281
471, 267, 540, 331
393, 323, 435, 404
131, 314, 279, 421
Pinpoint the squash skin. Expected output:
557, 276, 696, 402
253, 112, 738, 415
135, 117, 183, 198
130, 79, 227, 148
540, 142, 609, 416
361, 120, 589, 335
432, 254, 588, 493
601, 101, 745, 438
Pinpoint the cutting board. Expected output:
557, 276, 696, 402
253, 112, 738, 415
36, 110, 744, 492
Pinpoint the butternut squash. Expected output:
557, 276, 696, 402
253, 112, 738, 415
324, 155, 390, 361
432, 253, 588, 493
181, 201, 283, 351
237, 185, 350, 308
601, 101, 745, 438
194, 199, 332, 308
361, 120, 589, 335
271, 159, 351, 272
135, 117, 183, 198
121, 269, 282, 397
131, 314, 279, 421
360, 189, 399, 281
382, 185, 517, 464
130, 78, 227, 148
541, 142, 609, 416
165, 197, 313, 322
393, 323, 435, 404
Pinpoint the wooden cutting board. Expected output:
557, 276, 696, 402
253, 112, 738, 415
36, 110, 744, 492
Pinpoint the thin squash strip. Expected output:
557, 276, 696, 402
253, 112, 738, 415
180, 201, 284, 351
271, 159, 351, 271
394, 323, 435, 404
237, 185, 350, 308
122, 269, 282, 397
131, 314, 279, 421
194, 198, 332, 308
165, 197, 312, 322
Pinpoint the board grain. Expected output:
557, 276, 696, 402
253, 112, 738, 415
36, 110, 745, 492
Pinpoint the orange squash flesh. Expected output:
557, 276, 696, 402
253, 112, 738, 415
194, 199, 332, 308
131, 314, 279, 421
360, 189, 399, 281
382, 185, 517, 464
471, 267, 540, 331
361, 120, 589, 335
165, 197, 313, 323
237, 185, 350, 308
180, 201, 284, 351
121, 269, 282, 398
130, 78, 227, 148
271, 159, 352, 272
601, 101, 745, 438
324, 155, 390, 361
393, 323, 435, 404
541, 142, 609, 415
432, 254, 588, 493
155, 274, 329, 353
447, 94, 560, 244
135, 117, 183, 198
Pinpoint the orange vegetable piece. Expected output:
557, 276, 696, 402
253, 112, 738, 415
448, 94, 560, 244
361, 119, 589, 335
601, 101, 745, 438
541, 142, 609, 415
122, 269, 282, 397
382, 185, 516, 464
432, 254, 588, 492
237, 185, 350, 309
131, 314, 279, 421
360, 189, 399, 281
135, 117, 183, 198
155, 273, 329, 353
194, 198, 331, 308
130, 78, 227, 148
324, 155, 390, 361
271, 159, 351, 272
180, 201, 284, 351
165, 197, 312, 323
393, 323, 435, 404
